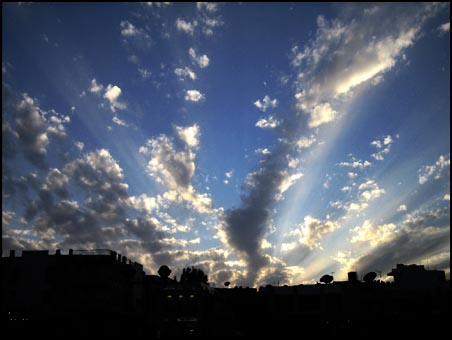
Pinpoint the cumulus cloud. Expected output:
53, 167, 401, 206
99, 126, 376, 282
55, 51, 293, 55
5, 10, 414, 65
120, 20, 151, 49
88, 79, 127, 112
196, 2, 218, 12
289, 216, 339, 249
370, 134, 397, 161
349, 205, 450, 276
174, 67, 197, 81
104, 84, 127, 112
185, 89, 205, 102
139, 125, 212, 214
89, 78, 104, 94
188, 48, 210, 68
351, 220, 397, 248
437, 22, 450, 35
339, 157, 372, 170
418, 154, 450, 184
255, 115, 280, 129
254, 95, 278, 112
176, 18, 196, 35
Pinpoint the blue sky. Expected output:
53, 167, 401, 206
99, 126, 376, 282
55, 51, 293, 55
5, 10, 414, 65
2, 2, 450, 286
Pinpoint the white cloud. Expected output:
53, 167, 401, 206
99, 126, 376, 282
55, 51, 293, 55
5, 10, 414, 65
397, 204, 407, 212
291, 216, 339, 249
351, 220, 397, 247
438, 22, 450, 34
292, 5, 440, 130
188, 48, 210, 68
418, 154, 450, 184
112, 116, 129, 127
358, 180, 385, 201
74, 141, 84, 151
308, 102, 338, 128
253, 95, 278, 112
138, 68, 152, 79
196, 2, 218, 12
104, 84, 127, 112
120, 20, 141, 37
295, 135, 317, 149
347, 172, 358, 179
225, 170, 233, 179
140, 126, 213, 214
89, 78, 103, 94
174, 67, 197, 81
370, 134, 396, 161
176, 18, 196, 35
255, 115, 280, 129
185, 90, 205, 102
339, 158, 372, 170
175, 124, 200, 148
444, 194, 450, 201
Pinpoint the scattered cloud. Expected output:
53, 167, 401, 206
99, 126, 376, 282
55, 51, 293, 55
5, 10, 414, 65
174, 67, 197, 81
185, 90, 205, 102
254, 95, 278, 112
176, 18, 196, 35
437, 22, 450, 35
188, 48, 210, 68
418, 154, 450, 184
255, 115, 280, 129
104, 84, 127, 112
370, 134, 397, 161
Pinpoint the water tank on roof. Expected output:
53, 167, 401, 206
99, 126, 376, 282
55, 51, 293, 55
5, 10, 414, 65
320, 274, 334, 284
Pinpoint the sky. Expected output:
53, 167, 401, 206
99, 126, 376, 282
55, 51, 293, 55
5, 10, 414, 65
2, 2, 450, 287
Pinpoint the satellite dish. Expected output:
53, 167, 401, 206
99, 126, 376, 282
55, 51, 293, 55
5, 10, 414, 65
224, 281, 231, 287
320, 274, 334, 284
363, 271, 377, 283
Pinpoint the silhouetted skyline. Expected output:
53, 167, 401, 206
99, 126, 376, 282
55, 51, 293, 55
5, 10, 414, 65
2, 249, 450, 338
2, 2, 450, 289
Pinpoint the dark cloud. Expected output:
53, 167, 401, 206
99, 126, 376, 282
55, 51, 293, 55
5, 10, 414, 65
353, 228, 450, 276
224, 144, 291, 285
14, 94, 49, 168
350, 204, 450, 276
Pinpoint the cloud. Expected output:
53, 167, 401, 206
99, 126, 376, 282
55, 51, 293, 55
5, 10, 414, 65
308, 102, 338, 128
104, 84, 127, 112
350, 206, 450, 276
14, 94, 49, 167
112, 116, 130, 127
188, 48, 210, 68
175, 124, 200, 148
370, 134, 397, 161
289, 216, 339, 249
174, 67, 197, 81
138, 68, 152, 79
351, 220, 397, 248
89, 78, 104, 93
437, 22, 450, 35
418, 154, 450, 184
120, 20, 151, 48
255, 115, 280, 129
176, 18, 196, 35
339, 158, 372, 170
140, 125, 213, 214
88, 79, 127, 112
292, 4, 445, 129
185, 90, 205, 102
253, 95, 278, 112
196, 2, 218, 13
397, 204, 407, 212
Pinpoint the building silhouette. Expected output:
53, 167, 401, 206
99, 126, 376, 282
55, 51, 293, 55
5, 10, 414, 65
2, 249, 450, 338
